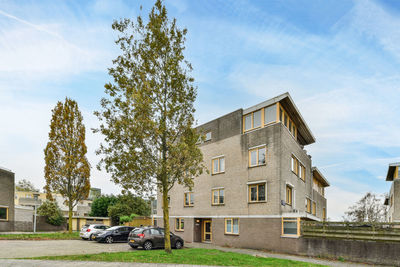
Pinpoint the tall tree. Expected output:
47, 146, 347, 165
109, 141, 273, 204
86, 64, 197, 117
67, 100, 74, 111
44, 98, 91, 233
344, 192, 387, 222
89, 195, 118, 217
16, 179, 39, 192
94, 0, 205, 252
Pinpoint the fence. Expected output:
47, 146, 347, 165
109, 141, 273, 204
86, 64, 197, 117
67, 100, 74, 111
301, 221, 400, 242
124, 216, 153, 227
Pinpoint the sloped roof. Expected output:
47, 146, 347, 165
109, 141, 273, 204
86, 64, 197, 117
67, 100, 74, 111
243, 92, 315, 145
386, 162, 400, 181
312, 167, 330, 187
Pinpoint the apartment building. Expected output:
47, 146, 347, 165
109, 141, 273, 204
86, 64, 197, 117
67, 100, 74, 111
384, 162, 400, 222
156, 92, 329, 250
0, 167, 15, 232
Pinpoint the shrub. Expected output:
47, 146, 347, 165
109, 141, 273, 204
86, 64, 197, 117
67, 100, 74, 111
37, 200, 65, 226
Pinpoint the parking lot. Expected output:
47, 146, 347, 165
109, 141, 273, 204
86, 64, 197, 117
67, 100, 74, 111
0, 240, 131, 259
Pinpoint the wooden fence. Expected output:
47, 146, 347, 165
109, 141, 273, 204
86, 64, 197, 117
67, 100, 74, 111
124, 216, 153, 227
301, 221, 400, 242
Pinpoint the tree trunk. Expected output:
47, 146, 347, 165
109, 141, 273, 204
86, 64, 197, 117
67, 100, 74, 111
68, 204, 73, 234
162, 187, 172, 253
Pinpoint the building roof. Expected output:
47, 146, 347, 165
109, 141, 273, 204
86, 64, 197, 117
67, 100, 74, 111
243, 92, 316, 145
386, 162, 400, 181
0, 166, 14, 174
312, 167, 330, 187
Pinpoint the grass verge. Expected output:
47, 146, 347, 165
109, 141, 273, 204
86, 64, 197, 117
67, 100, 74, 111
0, 231, 79, 240
29, 248, 326, 266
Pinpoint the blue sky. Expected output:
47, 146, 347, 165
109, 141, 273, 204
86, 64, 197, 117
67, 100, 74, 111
1, 0, 399, 220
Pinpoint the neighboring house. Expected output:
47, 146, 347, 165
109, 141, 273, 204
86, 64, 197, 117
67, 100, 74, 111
0, 167, 15, 232
15, 190, 94, 217
384, 162, 400, 222
156, 92, 329, 250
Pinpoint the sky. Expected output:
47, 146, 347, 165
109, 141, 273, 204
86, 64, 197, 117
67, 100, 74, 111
0, 0, 399, 220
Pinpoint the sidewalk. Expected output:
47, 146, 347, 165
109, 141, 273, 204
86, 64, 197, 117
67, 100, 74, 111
185, 242, 371, 267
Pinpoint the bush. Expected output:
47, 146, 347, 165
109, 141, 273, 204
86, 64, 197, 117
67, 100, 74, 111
37, 200, 65, 226
119, 214, 138, 224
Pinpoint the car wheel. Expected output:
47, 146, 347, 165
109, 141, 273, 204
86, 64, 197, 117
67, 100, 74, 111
143, 241, 153, 250
105, 236, 113, 244
175, 241, 183, 249
89, 234, 93, 241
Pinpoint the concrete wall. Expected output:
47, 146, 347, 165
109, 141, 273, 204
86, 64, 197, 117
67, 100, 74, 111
299, 237, 400, 266
15, 205, 34, 222
0, 168, 15, 232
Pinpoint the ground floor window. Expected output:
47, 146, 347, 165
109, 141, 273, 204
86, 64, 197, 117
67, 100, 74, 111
282, 217, 300, 236
175, 218, 184, 231
225, 218, 239, 235
0, 207, 8, 221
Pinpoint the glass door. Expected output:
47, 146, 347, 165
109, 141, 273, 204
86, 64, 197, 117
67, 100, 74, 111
203, 220, 212, 242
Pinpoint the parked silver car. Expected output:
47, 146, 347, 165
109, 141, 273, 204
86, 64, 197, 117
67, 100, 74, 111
80, 224, 109, 240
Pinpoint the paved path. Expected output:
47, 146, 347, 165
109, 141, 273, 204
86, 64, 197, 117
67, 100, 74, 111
186, 242, 372, 267
0, 240, 130, 258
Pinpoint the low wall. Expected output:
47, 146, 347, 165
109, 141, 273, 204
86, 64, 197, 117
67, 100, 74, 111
298, 237, 400, 266
14, 216, 66, 232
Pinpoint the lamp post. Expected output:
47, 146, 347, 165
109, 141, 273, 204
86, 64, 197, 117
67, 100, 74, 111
33, 193, 40, 233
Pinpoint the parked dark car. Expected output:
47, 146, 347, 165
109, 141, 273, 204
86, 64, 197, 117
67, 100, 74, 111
93, 226, 135, 243
128, 227, 184, 250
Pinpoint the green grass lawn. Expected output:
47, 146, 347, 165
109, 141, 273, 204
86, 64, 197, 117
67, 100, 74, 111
0, 231, 79, 240
30, 248, 326, 266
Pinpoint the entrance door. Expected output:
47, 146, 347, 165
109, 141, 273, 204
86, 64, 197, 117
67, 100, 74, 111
203, 220, 212, 242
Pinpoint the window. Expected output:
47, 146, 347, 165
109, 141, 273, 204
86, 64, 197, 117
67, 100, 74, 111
212, 156, 225, 174
248, 183, 266, 202
205, 132, 212, 141
323, 208, 326, 221
278, 104, 297, 139
249, 146, 266, 167
291, 155, 305, 181
291, 156, 298, 175
243, 104, 278, 133
282, 218, 300, 236
306, 198, 311, 213
313, 178, 324, 196
286, 185, 293, 206
225, 218, 239, 235
300, 164, 305, 181
253, 110, 261, 128
184, 192, 194, 207
175, 218, 184, 231
244, 114, 252, 131
264, 104, 277, 125
312, 201, 316, 215
0, 207, 8, 221
212, 188, 224, 205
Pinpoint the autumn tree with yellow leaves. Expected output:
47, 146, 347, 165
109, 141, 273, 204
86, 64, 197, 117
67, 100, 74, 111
44, 98, 91, 233
94, 0, 205, 253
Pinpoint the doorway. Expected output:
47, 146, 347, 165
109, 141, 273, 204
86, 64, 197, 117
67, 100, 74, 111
202, 220, 212, 242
